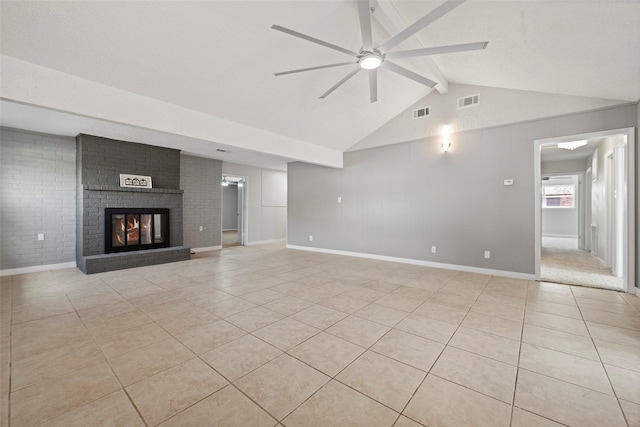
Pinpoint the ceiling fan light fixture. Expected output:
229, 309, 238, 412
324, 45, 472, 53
359, 52, 383, 69
557, 140, 588, 150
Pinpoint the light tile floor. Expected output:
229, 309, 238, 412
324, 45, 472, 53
1, 242, 639, 426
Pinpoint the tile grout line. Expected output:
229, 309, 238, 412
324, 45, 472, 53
59, 277, 151, 427
390, 273, 494, 426
507, 279, 531, 427
5, 248, 638, 426
571, 287, 633, 427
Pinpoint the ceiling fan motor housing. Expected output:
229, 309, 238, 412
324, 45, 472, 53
358, 50, 384, 69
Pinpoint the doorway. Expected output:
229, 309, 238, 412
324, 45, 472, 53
534, 128, 635, 293
221, 175, 246, 247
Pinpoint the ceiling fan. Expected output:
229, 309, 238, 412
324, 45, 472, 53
272, 0, 488, 103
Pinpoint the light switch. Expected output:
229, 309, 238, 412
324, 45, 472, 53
338, 196, 342, 204
37, 233, 45, 241
503, 179, 514, 186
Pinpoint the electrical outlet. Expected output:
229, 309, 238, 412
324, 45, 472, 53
503, 179, 514, 186
484, 250, 491, 259
309, 235, 313, 242
37, 233, 45, 241
199, 226, 203, 231
431, 246, 437, 254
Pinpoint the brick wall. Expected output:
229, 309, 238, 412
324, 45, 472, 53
181, 155, 222, 249
78, 134, 180, 189
76, 134, 186, 272
0, 128, 76, 270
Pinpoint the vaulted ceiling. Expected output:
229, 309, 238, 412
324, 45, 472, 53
1, 1, 638, 169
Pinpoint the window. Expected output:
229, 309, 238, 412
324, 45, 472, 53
542, 184, 575, 208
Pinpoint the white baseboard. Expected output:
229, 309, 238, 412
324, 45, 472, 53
286, 245, 535, 281
247, 238, 287, 246
191, 246, 222, 253
542, 234, 578, 239
0, 261, 77, 277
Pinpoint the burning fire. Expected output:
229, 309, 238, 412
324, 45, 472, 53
127, 216, 139, 243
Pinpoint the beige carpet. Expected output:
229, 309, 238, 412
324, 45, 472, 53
223, 229, 241, 247
541, 236, 622, 289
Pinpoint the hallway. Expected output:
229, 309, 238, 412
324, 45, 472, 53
541, 237, 623, 289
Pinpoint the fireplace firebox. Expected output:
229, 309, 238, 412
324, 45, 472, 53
105, 208, 170, 253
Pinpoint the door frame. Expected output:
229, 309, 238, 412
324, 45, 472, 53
534, 127, 635, 293
221, 174, 248, 246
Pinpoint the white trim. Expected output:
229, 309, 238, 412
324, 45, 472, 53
534, 126, 635, 293
286, 245, 535, 281
542, 234, 579, 239
191, 246, 221, 253
0, 261, 77, 277
220, 172, 249, 246
248, 238, 287, 246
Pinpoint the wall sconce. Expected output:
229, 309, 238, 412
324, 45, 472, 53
221, 176, 229, 186
442, 125, 451, 152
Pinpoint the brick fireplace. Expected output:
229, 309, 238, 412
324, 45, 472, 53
75, 134, 190, 274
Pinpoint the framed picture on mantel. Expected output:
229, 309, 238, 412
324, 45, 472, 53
120, 174, 153, 189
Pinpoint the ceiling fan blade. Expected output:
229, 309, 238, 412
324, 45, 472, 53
357, 0, 374, 52
382, 61, 437, 88
380, 0, 465, 52
368, 69, 377, 103
274, 62, 355, 76
385, 41, 488, 60
319, 67, 361, 99
271, 24, 358, 57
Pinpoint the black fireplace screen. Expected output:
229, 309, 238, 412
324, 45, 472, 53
105, 208, 169, 253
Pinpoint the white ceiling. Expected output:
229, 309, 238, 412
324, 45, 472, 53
541, 134, 624, 163
1, 0, 638, 167
541, 137, 602, 162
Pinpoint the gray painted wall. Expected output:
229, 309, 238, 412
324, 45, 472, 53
78, 134, 180, 189
541, 176, 579, 237
181, 154, 222, 249
288, 104, 637, 275
222, 162, 286, 243
222, 184, 238, 231
351, 83, 627, 152
0, 128, 76, 270
541, 159, 587, 174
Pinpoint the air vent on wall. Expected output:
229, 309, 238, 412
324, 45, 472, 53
412, 106, 430, 119
457, 94, 480, 109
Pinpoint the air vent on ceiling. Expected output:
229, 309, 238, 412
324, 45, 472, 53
457, 94, 480, 109
412, 106, 431, 119
216, 148, 230, 153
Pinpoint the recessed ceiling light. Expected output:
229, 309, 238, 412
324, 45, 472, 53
557, 140, 588, 150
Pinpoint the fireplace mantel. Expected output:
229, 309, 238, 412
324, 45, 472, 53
83, 184, 183, 194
